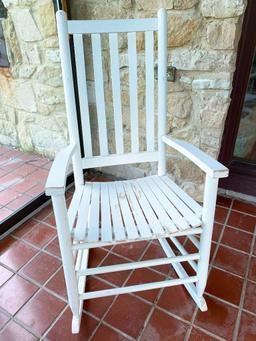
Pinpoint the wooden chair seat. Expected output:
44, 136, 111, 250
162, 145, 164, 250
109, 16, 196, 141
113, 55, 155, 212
74, 175, 202, 245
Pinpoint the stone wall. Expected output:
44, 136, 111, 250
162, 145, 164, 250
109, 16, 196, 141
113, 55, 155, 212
0, 0, 247, 201
0, 0, 67, 158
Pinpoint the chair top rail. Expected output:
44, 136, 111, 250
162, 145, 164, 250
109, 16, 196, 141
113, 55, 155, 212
67, 18, 158, 34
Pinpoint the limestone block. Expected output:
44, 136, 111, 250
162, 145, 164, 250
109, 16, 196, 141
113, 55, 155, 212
170, 49, 236, 71
167, 157, 204, 182
168, 92, 192, 119
192, 77, 231, 90
201, 0, 245, 18
17, 65, 36, 79
136, 0, 173, 10
1, 17, 22, 66
168, 14, 201, 47
11, 8, 42, 42
182, 181, 204, 202
119, 0, 133, 10
43, 37, 59, 48
196, 91, 230, 129
173, 0, 198, 9
45, 49, 60, 63
3, 1, 37, 6
23, 45, 41, 65
11, 80, 37, 112
34, 65, 63, 87
207, 19, 237, 49
201, 128, 222, 148
34, 84, 64, 108
33, 1, 56, 38
0, 119, 18, 145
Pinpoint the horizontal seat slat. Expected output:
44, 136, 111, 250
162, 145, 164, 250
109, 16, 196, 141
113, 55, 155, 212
68, 18, 158, 34
73, 175, 202, 245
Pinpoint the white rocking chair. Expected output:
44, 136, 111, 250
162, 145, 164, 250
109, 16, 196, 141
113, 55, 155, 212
45, 9, 229, 334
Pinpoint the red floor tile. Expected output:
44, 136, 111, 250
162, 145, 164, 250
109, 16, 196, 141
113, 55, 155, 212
157, 282, 196, 321
16, 289, 66, 335
0, 240, 38, 271
98, 253, 131, 286
26, 182, 45, 196
43, 212, 56, 227
104, 294, 151, 339
84, 276, 115, 318
0, 173, 22, 188
232, 200, 256, 216
248, 256, 256, 281
45, 267, 67, 299
11, 219, 38, 238
0, 264, 14, 286
0, 321, 37, 341
243, 281, 256, 314
220, 226, 253, 253
23, 222, 56, 248
212, 223, 223, 242
126, 268, 165, 303
206, 267, 243, 305
194, 296, 238, 340
28, 169, 48, 183
142, 242, 171, 275
189, 327, 219, 340
140, 308, 189, 341
0, 311, 10, 329
13, 164, 38, 177
214, 206, 229, 224
44, 236, 61, 258
32, 204, 52, 221
6, 194, 32, 210
91, 323, 130, 341
217, 196, 232, 208
10, 177, 38, 194
0, 235, 16, 253
0, 275, 38, 315
227, 211, 256, 233
0, 188, 21, 206
112, 241, 148, 261
213, 245, 249, 277
20, 251, 61, 285
46, 308, 98, 341
88, 248, 108, 267
237, 312, 256, 341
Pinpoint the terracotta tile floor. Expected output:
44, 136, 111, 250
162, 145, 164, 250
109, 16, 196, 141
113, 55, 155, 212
0, 175, 255, 340
0, 145, 51, 223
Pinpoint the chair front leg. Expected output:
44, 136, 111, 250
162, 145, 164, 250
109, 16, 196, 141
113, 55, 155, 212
196, 175, 219, 300
51, 195, 80, 318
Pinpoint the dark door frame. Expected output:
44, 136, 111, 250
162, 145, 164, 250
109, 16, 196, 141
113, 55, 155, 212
219, 0, 256, 196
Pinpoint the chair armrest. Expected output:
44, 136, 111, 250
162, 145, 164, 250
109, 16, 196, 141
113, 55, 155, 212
162, 135, 229, 179
45, 143, 77, 196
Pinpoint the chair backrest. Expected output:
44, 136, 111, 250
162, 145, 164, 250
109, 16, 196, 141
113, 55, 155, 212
56, 9, 167, 171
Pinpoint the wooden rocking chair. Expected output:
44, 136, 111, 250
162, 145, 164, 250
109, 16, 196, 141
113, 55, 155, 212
45, 9, 229, 333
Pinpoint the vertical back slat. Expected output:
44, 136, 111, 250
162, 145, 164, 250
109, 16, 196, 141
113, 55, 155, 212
145, 31, 155, 152
109, 33, 124, 154
91, 33, 109, 156
73, 34, 93, 157
127, 32, 139, 153
157, 9, 168, 175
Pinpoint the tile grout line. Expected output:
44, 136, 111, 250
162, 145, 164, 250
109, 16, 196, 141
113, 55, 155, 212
87, 240, 154, 341
231, 223, 256, 341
